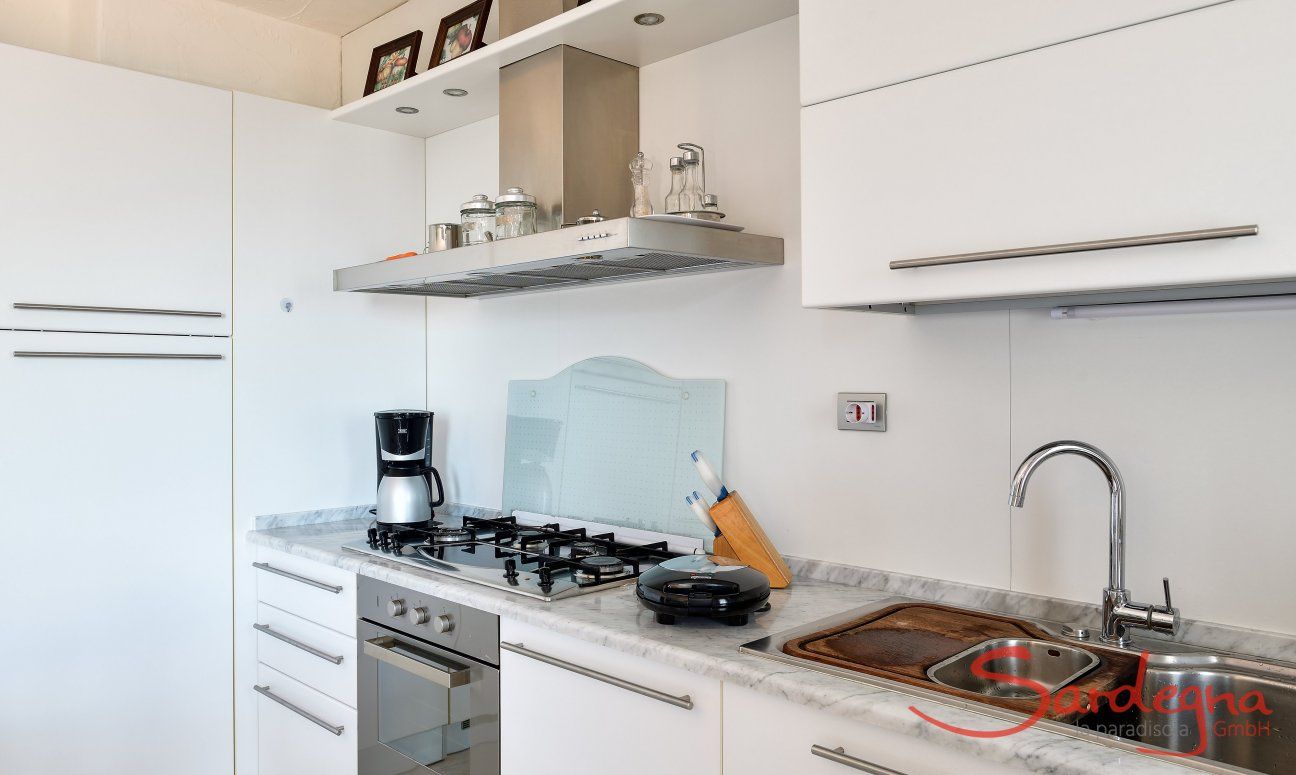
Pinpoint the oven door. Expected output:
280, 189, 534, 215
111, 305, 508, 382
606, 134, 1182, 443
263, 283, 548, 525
358, 618, 499, 775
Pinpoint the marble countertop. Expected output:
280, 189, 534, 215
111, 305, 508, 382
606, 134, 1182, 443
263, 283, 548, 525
250, 518, 1206, 775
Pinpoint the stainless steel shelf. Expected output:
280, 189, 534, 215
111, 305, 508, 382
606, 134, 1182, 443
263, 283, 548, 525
333, 218, 783, 299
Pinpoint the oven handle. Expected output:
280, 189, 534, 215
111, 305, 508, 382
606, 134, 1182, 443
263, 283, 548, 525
363, 636, 473, 688
501, 641, 694, 710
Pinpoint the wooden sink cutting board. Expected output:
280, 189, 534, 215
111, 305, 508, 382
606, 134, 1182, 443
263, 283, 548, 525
783, 603, 1141, 720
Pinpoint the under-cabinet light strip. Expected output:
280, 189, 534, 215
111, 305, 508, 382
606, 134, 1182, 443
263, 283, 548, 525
1051, 295, 1296, 320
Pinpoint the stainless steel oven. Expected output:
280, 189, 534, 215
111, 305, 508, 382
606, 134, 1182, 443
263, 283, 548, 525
357, 576, 499, 775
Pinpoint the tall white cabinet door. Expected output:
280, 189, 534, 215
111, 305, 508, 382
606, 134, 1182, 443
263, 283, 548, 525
800, 0, 1221, 105
0, 44, 231, 335
500, 619, 721, 775
802, 0, 1296, 309
0, 331, 232, 775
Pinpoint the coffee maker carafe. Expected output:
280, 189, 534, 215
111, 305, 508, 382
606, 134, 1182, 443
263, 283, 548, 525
374, 410, 444, 529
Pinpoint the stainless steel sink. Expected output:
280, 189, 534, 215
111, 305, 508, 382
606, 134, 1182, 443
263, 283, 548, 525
741, 596, 1296, 774
927, 638, 1100, 699
1075, 652, 1295, 773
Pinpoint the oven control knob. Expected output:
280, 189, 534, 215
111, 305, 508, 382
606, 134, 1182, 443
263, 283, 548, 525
386, 599, 407, 617
432, 614, 455, 634
408, 606, 430, 626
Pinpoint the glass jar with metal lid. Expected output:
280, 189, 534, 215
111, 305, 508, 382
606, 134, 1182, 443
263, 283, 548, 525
459, 194, 495, 245
494, 187, 537, 239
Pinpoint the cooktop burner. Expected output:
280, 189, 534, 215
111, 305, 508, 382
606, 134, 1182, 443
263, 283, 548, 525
572, 555, 628, 583
342, 515, 686, 601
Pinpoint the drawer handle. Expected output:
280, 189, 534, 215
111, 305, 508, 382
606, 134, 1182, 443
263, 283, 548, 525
13, 302, 223, 317
252, 562, 343, 593
254, 623, 344, 665
363, 637, 472, 688
501, 641, 693, 710
13, 351, 223, 360
253, 684, 344, 736
811, 745, 906, 774
889, 224, 1258, 270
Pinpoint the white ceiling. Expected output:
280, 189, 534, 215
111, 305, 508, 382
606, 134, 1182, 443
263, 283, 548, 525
214, 0, 408, 35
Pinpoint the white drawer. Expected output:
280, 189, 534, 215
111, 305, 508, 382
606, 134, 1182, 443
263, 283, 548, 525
723, 683, 1021, 775
256, 663, 357, 775
256, 602, 356, 708
255, 547, 355, 634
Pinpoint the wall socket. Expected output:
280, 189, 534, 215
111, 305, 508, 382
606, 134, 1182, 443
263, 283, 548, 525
838, 392, 887, 431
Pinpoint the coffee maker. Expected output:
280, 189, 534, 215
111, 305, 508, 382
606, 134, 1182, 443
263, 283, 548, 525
374, 410, 444, 529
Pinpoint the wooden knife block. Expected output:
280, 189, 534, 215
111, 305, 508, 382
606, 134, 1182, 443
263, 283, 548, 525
708, 491, 792, 588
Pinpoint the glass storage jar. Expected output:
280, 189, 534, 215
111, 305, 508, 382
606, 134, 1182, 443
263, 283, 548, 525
494, 187, 537, 239
459, 194, 495, 245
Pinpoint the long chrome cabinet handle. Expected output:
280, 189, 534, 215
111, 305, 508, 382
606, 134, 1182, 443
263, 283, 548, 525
13, 302, 223, 317
253, 685, 344, 736
889, 224, 1259, 270
362, 637, 472, 688
13, 351, 223, 360
251, 562, 343, 593
501, 641, 693, 710
811, 745, 906, 774
253, 623, 343, 665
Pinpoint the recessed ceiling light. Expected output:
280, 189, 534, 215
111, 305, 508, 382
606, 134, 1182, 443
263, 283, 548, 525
443, 88, 469, 97
395, 106, 419, 114
634, 12, 665, 26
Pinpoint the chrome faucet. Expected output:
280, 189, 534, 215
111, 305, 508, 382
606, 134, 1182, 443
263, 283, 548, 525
1010, 441, 1178, 646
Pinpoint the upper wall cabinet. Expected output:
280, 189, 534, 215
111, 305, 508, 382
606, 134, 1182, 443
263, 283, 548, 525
0, 44, 231, 335
799, 0, 1221, 106
801, 0, 1296, 311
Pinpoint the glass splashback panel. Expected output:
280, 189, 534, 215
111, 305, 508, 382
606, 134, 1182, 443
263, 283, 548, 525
502, 357, 725, 540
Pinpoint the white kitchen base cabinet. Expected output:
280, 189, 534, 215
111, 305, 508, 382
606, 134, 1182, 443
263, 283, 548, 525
256, 663, 358, 775
801, 0, 1296, 311
723, 684, 1015, 775
500, 619, 721, 774
0, 331, 232, 775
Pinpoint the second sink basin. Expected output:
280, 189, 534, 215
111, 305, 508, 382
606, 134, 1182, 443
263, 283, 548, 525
927, 638, 1100, 699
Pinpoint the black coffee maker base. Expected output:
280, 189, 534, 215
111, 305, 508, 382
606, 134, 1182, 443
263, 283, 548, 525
654, 611, 752, 626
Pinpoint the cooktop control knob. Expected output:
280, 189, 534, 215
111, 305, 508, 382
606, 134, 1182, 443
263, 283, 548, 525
432, 614, 455, 634
408, 606, 430, 626
386, 599, 407, 617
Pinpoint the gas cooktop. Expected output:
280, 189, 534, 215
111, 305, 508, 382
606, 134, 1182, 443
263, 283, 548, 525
342, 515, 687, 601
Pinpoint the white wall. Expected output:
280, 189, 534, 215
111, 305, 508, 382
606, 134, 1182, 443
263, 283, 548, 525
232, 92, 426, 775
341, 0, 500, 105
0, 0, 340, 107
424, 17, 1296, 637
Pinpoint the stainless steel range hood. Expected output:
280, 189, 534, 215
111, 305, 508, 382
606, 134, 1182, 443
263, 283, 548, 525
333, 217, 783, 297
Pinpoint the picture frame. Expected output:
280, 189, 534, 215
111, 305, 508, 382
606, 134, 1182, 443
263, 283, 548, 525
431, 0, 492, 69
363, 31, 423, 96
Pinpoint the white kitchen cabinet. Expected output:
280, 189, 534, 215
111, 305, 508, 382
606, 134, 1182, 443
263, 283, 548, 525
0, 43, 231, 335
255, 546, 358, 635
723, 684, 1016, 775
500, 618, 721, 774
0, 331, 232, 775
256, 663, 358, 775
256, 602, 358, 707
799, 0, 1220, 106
802, 0, 1296, 311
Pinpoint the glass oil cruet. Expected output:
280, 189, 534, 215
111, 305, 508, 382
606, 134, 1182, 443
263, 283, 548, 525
677, 142, 707, 213
629, 151, 654, 217
665, 156, 685, 214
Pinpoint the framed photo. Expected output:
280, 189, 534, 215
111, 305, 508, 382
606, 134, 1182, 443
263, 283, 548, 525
431, 0, 492, 68
364, 31, 423, 96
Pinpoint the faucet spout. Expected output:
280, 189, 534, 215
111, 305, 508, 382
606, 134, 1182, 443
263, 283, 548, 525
1010, 440, 1125, 591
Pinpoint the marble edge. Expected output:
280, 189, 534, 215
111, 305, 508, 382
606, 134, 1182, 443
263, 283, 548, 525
253, 502, 498, 529
247, 523, 1200, 775
786, 556, 1296, 664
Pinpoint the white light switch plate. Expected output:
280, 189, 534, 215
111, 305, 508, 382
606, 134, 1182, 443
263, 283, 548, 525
838, 392, 887, 431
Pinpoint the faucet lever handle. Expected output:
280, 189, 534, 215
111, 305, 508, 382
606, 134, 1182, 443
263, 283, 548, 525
1161, 576, 1174, 611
